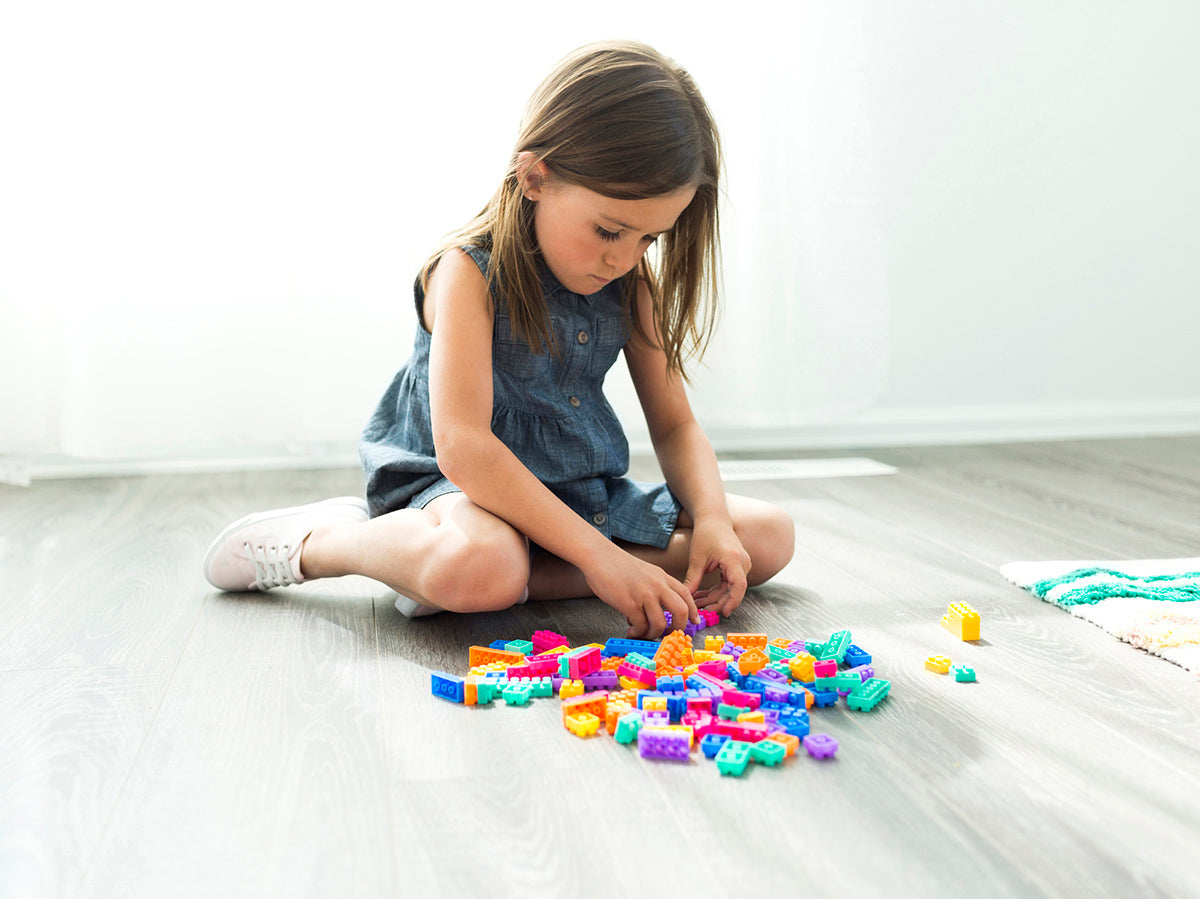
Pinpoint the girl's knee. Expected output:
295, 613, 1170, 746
423, 526, 530, 613
740, 502, 795, 586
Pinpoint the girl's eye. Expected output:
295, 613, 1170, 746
595, 226, 621, 243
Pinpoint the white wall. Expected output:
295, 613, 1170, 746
4, 2, 1199, 480
827, 1, 1200, 446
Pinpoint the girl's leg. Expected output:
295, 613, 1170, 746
526, 494, 795, 601
300, 493, 531, 613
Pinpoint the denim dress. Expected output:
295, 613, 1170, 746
359, 244, 681, 550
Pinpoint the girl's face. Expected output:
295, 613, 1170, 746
526, 171, 696, 297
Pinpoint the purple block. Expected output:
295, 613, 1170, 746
580, 671, 619, 691
638, 728, 691, 761
757, 668, 789, 685
803, 733, 839, 759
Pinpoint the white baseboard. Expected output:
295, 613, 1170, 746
12, 399, 1200, 482
699, 398, 1200, 453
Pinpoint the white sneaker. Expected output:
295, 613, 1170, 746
203, 496, 369, 591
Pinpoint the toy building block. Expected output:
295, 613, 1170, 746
469, 645, 526, 668
700, 733, 730, 759
844, 644, 872, 667
605, 702, 633, 734
766, 643, 797, 662
726, 633, 769, 650
565, 712, 601, 738
559, 679, 585, 699
846, 678, 891, 712
768, 732, 800, 758
737, 647, 770, 676
580, 671, 619, 692
501, 683, 532, 705
505, 640, 534, 655
616, 659, 657, 689
531, 630, 570, 653
431, 671, 465, 703
941, 602, 981, 641
953, 665, 977, 683
655, 630, 694, 669
778, 709, 810, 738
603, 636, 658, 658
715, 739, 753, 776
704, 635, 726, 652
787, 652, 816, 684
816, 629, 852, 663
614, 711, 642, 744
562, 692, 608, 725
750, 739, 786, 767
736, 710, 766, 725
638, 727, 691, 761
699, 609, 721, 627
803, 733, 839, 759
925, 655, 952, 674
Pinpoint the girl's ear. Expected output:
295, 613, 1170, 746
516, 151, 549, 201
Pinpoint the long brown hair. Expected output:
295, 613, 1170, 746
422, 40, 722, 379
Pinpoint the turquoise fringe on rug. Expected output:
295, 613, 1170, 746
1028, 567, 1200, 606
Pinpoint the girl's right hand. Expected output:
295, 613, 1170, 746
584, 546, 699, 639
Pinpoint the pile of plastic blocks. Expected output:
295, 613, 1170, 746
430, 613, 891, 777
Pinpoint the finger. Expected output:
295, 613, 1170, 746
626, 608, 649, 639
643, 602, 668, 639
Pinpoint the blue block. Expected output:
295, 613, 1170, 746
489, 639, 510, 650
603, 637, 660, 658
700, 733, 730, 758
809, 687, 839, 708
430, 671, 465, 703
844, 644, 872, 667
657, 674, 685, 694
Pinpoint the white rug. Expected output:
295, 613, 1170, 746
1000, 558, 1200, 674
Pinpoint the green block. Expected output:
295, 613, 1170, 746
715, 739, 752, 776
531, 677, 553, 697
625, 652, 657, 670
953, 665, 976, 683
750, 740, 786, 766
816, 629, 852, 663
614, 711, 642, 744
501, 684, 532, 705
767, 644, 797, 662
504, 640, 534, 655
847, 678, 890, 711
717, 703, 750, 720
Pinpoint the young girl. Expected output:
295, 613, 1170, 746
204, 40, 795, 638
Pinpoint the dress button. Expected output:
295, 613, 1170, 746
568, 396, 581, 408
592, 513, 608, 526
577, 330, 589, 345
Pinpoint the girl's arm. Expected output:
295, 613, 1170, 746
624, 279, 752, 616
426, 250, 698, 637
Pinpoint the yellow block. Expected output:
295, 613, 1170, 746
925, 655, 952, 674
941, 602, 981, 641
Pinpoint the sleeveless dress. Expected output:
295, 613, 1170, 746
359, 243, 681, 550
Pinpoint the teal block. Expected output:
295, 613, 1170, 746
847, 678, 891, 711
816, 629, 852, 663
953, 665, 976, 683
750, 740, 786, 766
715, 739, 752, 776
505, 640, 534, 655
501, 684, 532, 705
614, 711, 642, 744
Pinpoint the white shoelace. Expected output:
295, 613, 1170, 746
245, 541, 300, 589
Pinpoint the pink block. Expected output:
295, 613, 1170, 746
722, 687, 762, 710
568, 646, 602, 679
697, 660, 731, 679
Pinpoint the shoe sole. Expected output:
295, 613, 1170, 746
203, 496, 370, 587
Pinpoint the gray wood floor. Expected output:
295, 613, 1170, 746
2, 437, 1199, 898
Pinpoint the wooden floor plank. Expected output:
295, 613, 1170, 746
2, 438, 1198, 898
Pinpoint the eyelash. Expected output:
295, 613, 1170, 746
595, 226, 658, 245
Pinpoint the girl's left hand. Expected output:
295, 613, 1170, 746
682, 519, 751, 617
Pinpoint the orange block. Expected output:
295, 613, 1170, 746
738, 647, 769, 676
726, 633, 769, 650
469, 645, 526, 668
605, 702, 633, 734
768, 732, 800, 757
654, 630, 694, 669
562, 691, 609, 725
